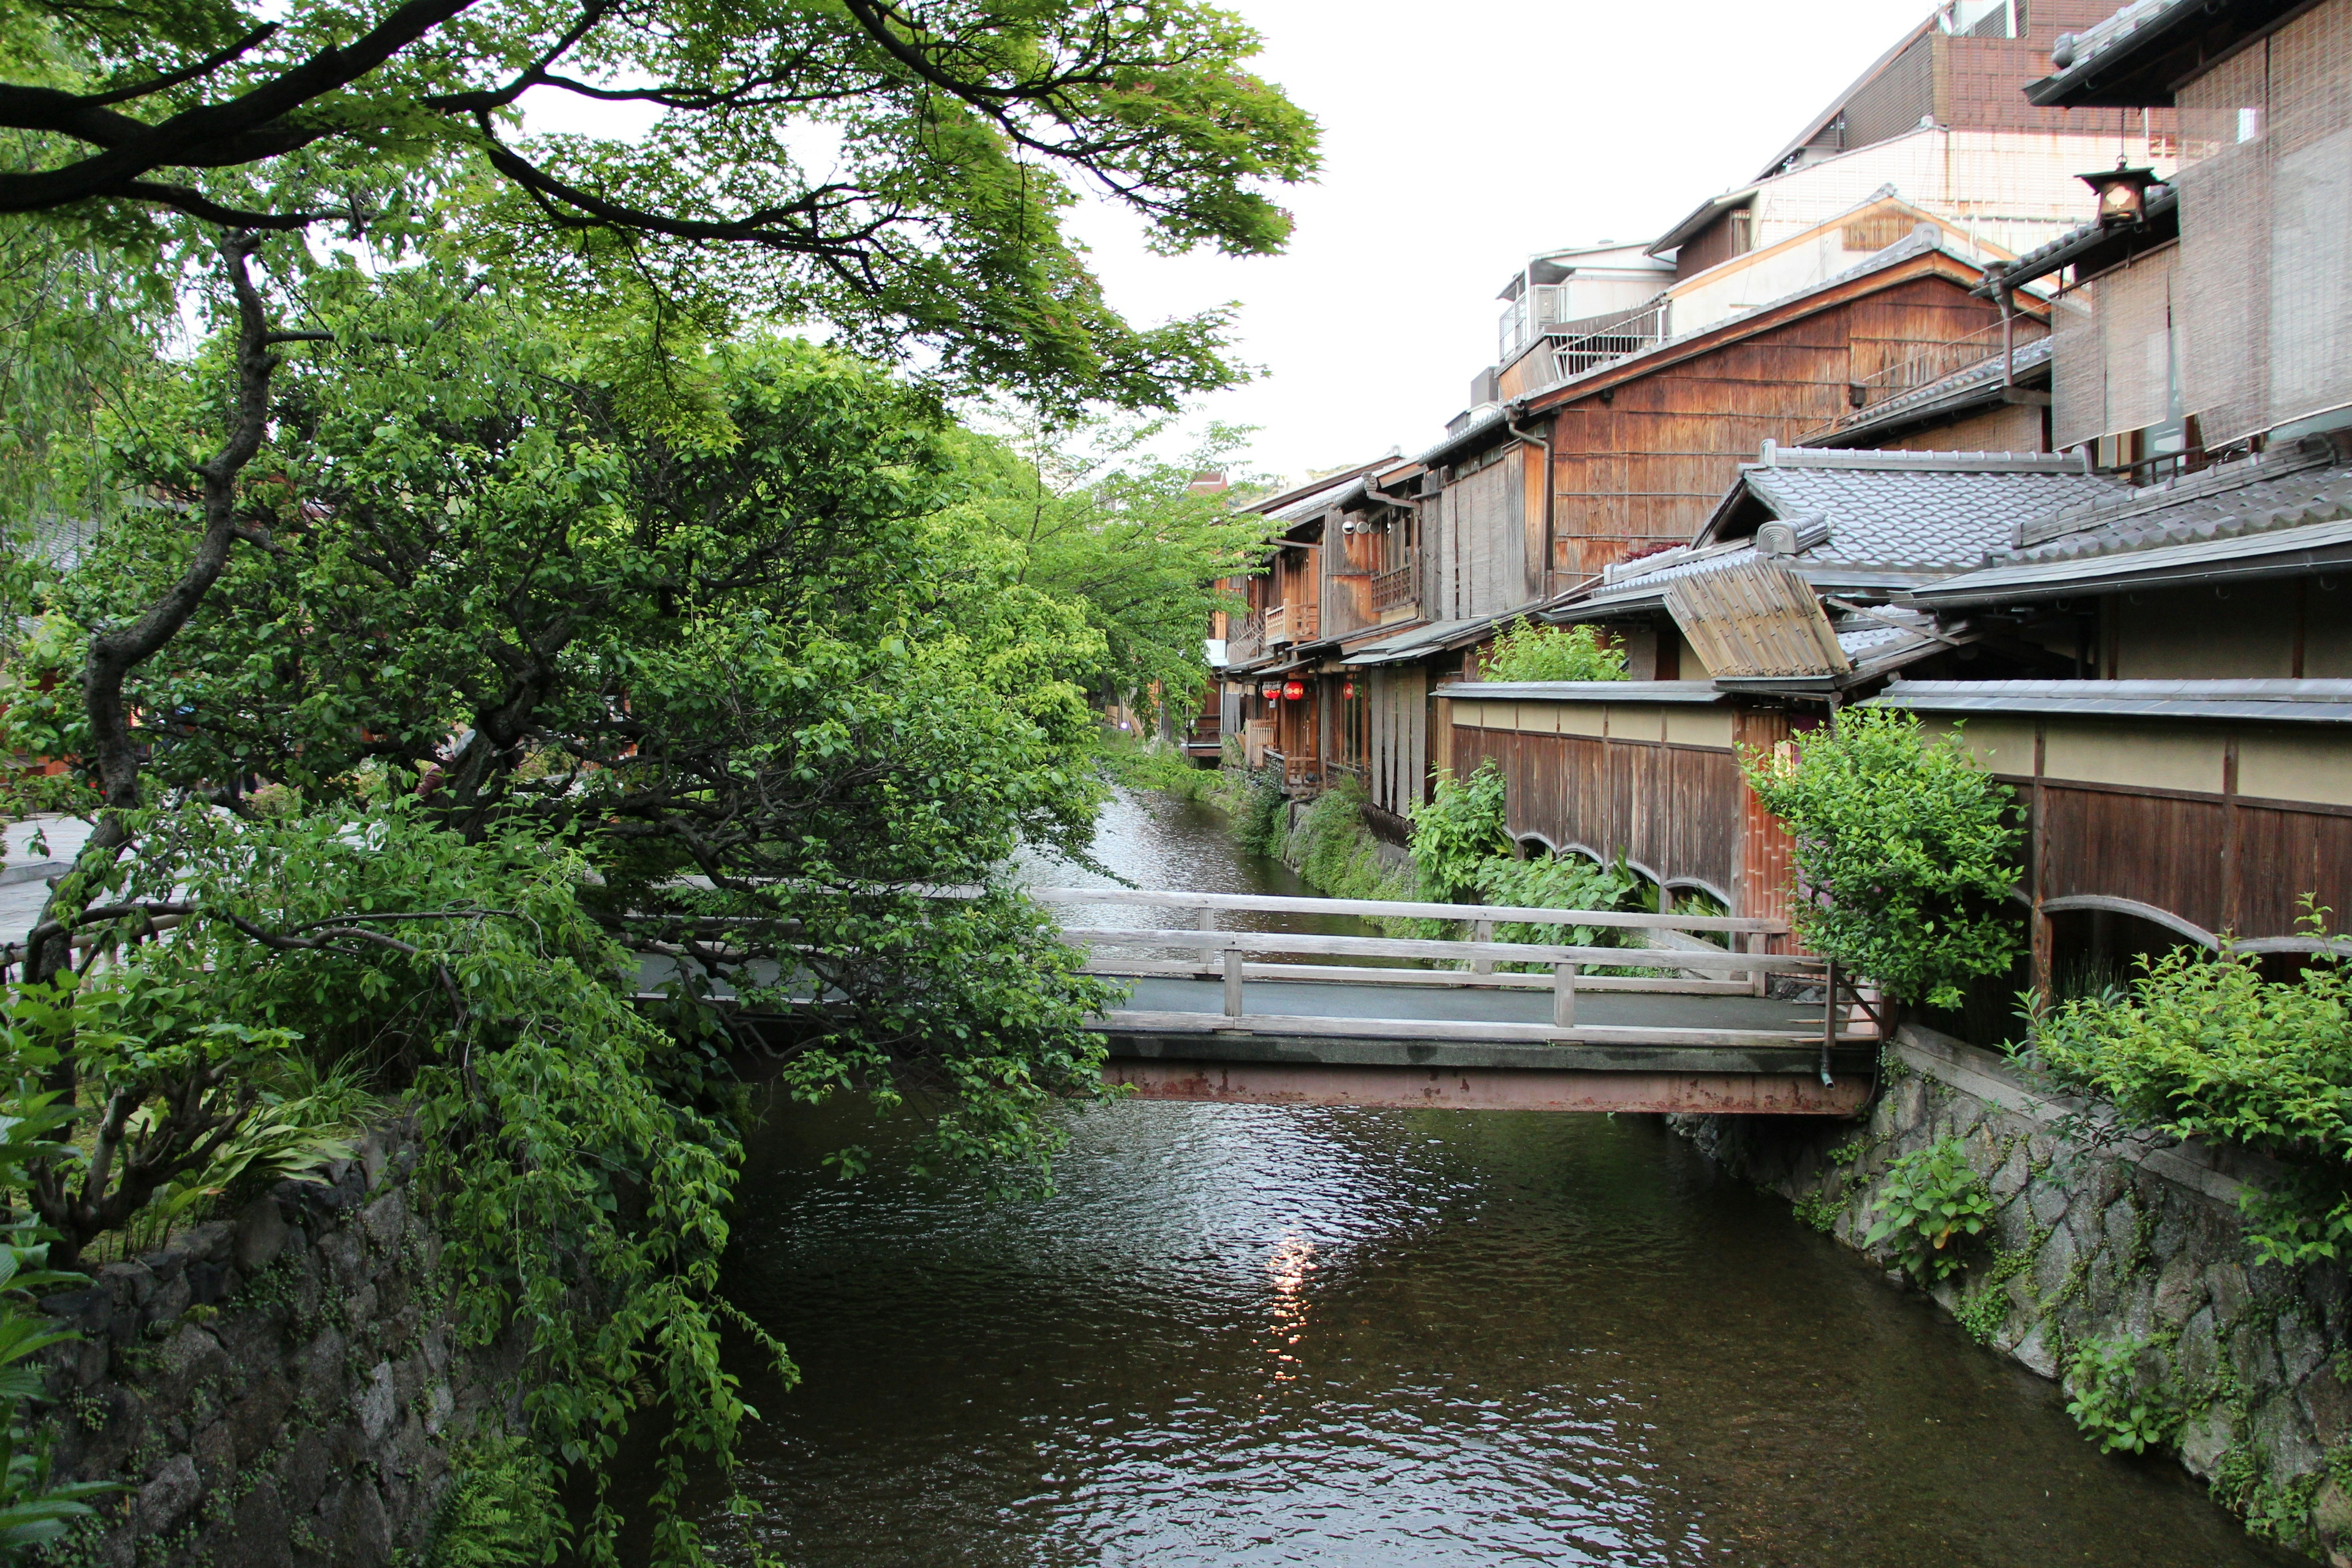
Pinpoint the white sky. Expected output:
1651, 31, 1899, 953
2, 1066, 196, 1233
1061, 0, 1945, 486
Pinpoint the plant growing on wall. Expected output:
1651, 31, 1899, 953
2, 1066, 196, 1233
1863, 1136, 1992, 1281
1478, 620, 1629, 684
2030, 908, 2352, 1265
1740, 708, 2023, 1010
2064, 1336, 2183, 1454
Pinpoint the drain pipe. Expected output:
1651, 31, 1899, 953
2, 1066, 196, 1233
1504, 401, 1556, 601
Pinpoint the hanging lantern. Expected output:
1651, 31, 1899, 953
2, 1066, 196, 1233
1282, 679, 1307, 701
2078, 159, 2158, 228
1343, 681, 1357, 700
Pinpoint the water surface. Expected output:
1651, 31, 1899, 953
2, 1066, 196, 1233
666, 787, 2285, 1567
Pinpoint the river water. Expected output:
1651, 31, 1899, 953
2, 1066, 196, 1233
678, 787, 2288, 1567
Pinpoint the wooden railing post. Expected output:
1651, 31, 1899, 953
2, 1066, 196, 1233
1552, 963, 1578, 1030
1472, 918, 1494, 976
1821, 958, 1839, 1085
1223, 946, 1244, 1018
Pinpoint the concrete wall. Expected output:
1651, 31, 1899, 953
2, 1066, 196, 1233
37, 1126, 524, 1568
1679, 1027, 2352, 1564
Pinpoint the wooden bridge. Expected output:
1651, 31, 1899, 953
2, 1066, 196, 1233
1034, 888, 1882, 1116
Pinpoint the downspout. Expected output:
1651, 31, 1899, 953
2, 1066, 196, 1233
1504, 401, 1556, 601
1988, 261, 2016, 386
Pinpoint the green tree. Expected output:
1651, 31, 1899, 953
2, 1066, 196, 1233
957, 409, 1278, 726
1741, 707, 2022, 1011
1, 0, 1316, 404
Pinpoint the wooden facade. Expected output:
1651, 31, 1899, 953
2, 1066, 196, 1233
1532, 258, 2018, 578
1930, 713, 2352, 952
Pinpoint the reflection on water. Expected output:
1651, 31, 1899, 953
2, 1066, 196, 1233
693, 1102, 2283, 1568
647, 787, 2286, 1567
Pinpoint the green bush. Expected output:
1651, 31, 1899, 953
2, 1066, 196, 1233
1475, 852, 1634, 969
1289, 780, 1412, 908
1232, 775, 1287, 858
2030, 915, 2352, 1265
1406, 764, 1511, 905
1478, 619, 1629, 684
2065, 1336, 2182, 1454
1741, 707, 2023, 1009
1863, 1136, 1992, 1281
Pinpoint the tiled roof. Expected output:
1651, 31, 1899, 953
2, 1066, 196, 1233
2032, 0, 2188, 102
1740, 454, 2121, 570
1560, 451, 2124, 617
1913, 445, 2352, 601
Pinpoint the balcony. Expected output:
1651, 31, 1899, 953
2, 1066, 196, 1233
1265, 600, 1319, 646
1371, 561, 1416, 613
1227, 608, 1265, 668
1547, 296, 1672, 383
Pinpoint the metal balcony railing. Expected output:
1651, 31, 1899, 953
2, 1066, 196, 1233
1548, 296, 1672, 383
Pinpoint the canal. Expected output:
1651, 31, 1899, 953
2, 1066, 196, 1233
680, 786, 2291, 1566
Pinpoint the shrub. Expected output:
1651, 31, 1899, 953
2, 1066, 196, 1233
1476, 851, 1634, 968
2065, 1336, 2182, 1454
1406, 763, 1510, 904
2030, 913, 2352, 1265
1863, 1136, 1992, 1281
1291, 780, 1412, 908
1741, 707, 2023, 1009
1478, 619, 1629, 684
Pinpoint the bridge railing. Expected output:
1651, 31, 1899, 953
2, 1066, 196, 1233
1029, 886, 1880, 1064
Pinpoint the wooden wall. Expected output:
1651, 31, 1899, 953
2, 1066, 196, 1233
1449, 719, 1745, 905
1542, 273, 2008, 578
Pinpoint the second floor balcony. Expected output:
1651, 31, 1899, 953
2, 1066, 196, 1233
1265, 599, 1320, 646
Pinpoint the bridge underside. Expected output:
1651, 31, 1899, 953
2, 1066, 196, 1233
1101, 1033, 1876, 1115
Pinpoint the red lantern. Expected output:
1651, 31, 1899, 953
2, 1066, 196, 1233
1260, 681, 1281, 706
1343, 681, 1356, 700
1282, 679, 1306, 701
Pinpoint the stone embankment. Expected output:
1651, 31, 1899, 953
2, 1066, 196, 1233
1678, 1025, 2352, 1564
36, 1126, 519, 1568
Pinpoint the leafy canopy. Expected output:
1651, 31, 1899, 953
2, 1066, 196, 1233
1741, 707, 2022, 1010
1, 0, 1319, 407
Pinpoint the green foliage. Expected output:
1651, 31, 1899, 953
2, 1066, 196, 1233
6, 0, 1320, 411
2065, 1336, 2182, 1454
1863, 1137, 1992, 1281
2030, 913, 2352, 1266
1406, 764, 1511, 905
1951, 1246, 2034, 1345
429, 1431, 571, 1568
956, 413, 1278, 717
1741, 708, 2023, 1010
0, 1095, 119, 1561
1287, 780, 1412, 911
1232, 775, 1288, 859
1476, 853, 1633, 945
1096, 729, 1218, 804
1794, 1188, 1844, 1233
1477, 619, 1629, 684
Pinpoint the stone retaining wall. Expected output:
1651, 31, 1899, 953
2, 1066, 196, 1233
36, 1126, 521, 1568
1676, 1025, 2352, 1564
